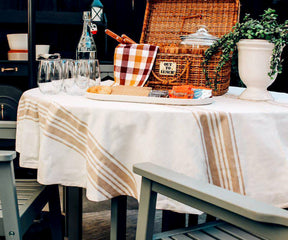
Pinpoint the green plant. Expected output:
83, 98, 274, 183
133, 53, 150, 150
202, 8, 288, 89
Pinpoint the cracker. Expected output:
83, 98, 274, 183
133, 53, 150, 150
87, 86, 112, 94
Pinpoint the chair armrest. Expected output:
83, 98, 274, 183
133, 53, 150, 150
0, 151, 16, 162
0, 121, 17, 129
133, 162, 288, 227
0, 121, 16, 140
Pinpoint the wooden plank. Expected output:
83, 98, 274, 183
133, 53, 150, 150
16, 192, 34, 197
218, 223, 263, 240
16, 179, 41, 184
16, 187, 42, 191
203, 227, 240, 240
171, 234, 192, 240
17, 200, 30, 205
154, 221, 223, 239
187, 231, 217, 240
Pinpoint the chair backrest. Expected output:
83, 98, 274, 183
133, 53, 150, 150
0, 121, 16, 140
0, 121, 20, 238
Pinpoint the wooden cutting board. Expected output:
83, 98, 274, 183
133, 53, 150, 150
111, 85, 152, 97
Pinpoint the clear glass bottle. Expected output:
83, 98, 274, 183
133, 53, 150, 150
76, 11, 97, 60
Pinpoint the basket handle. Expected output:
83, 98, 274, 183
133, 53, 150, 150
180, 14, 203, 33
151, 61, 191, 85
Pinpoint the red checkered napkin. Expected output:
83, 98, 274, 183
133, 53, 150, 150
114, 44, 159, 87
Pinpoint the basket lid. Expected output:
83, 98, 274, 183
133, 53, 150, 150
140, 0, 240, 46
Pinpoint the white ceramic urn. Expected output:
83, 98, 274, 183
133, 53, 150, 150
237, 39, 276, 101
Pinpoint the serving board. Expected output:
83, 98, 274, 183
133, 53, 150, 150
85, 92, 213, 106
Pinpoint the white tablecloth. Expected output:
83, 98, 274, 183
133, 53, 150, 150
16, 87, 288, 213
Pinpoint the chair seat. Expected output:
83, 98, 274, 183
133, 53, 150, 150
154, 221, 264, 240
0, 179, 46, 235
0, 179, 45, 217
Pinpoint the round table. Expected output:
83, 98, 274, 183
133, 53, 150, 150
16, 86, 288, 214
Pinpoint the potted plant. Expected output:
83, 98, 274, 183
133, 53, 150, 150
202, 8, 288, 100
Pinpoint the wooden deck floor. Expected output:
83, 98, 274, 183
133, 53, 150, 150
82, 192, 162, 239
82, 208, 162, 240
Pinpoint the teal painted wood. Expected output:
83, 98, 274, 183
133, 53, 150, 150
134, 162, 288, 240
187, 230, 219, 240
135, 177, 157, 240
170, 234, 192, 239
0, 121, 63, 239
0, 151, 16, 161
0, 160, 21, 240
217, 223, 263, 240
0, 121, 16, 139
154, 221, 224, 240
202, 226, 241, 239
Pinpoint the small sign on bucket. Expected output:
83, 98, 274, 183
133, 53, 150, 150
159, 62, 177, 76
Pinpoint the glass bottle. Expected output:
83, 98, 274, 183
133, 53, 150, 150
76, 11, 97, 60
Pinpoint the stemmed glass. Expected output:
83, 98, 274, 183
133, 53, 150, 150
62, 59, 76, 94
75, 60, 89, 93
88, 59, 101, 87
74, 59, 101, 95
37, 59, 63, 95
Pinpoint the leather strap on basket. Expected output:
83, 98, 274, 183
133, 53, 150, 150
180, 14, 202, 33
151, 61, 191, 85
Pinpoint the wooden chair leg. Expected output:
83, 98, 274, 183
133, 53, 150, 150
48, 185, 63, 240
0, 161, 21, 240
136, 177, 157, 240
110, 195, 127, 240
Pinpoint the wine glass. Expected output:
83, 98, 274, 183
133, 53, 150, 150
88, 59, 101, 87
62, 59, 76, 94
37, 59, 63, 95
75, 60, 89, 94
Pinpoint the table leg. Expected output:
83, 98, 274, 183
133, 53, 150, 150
162, 210, 186, 231
110, 195, 127, 240
65, 186, 83, 240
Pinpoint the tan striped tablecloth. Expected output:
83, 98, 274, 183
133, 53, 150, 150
16, 87, 288, 213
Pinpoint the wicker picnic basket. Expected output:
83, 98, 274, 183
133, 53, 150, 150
140, 0, 240, 96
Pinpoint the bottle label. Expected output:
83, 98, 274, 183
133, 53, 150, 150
91, 23, 98, 35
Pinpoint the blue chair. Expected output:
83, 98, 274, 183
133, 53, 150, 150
0, 121, 63, 240
134, 162, 288, 240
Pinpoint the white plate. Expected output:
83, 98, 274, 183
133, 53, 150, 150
85, 92, 213, 106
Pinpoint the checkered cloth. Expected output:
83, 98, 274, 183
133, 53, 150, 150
114, 44, 159, 87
